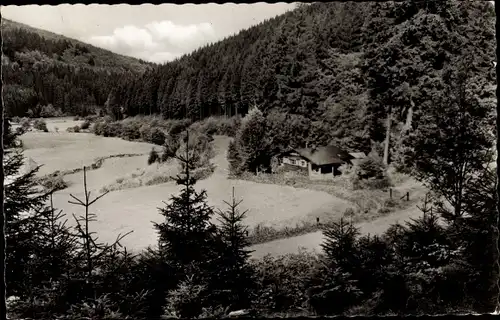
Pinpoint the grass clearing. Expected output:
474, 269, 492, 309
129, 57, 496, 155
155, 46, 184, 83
26, 121, 427, 255
236, 170, 426, 225
21, 130, 160, 176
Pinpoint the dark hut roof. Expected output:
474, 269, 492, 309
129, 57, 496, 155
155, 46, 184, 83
295, 145, 353, 166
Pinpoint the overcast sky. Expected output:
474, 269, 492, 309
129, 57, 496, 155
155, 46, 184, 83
1, 3, 297, 63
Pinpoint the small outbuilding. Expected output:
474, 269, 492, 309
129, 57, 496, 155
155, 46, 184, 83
278, 145, 361, 180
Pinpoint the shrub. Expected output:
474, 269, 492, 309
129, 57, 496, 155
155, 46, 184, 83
84, 115, 99, 122
139, 124, 152, 141
120, 121, 141, 141
73, 116, 81, 121
149, 128, 166, 145
20, 118, 31, 131
80, 120, 91, 130
168, 119, 192, 136
176, 132, 214, 170
73, 125, 81, 133
148, 148, 159, 165
91, 121, 104, 135
161, 135, 180, 162
357, 154, 385, 180
144, 174, 174, 186
37, 174, 69, 191
350, 155, 391, 190
33, 119, 48, 132
102, 122, 122, 137
40, 104, 62, 118
66, 127, 74, 133
252, 250, 320, 312
11, 116, 21, 123
163, 277, 208, 319
191, 165, 215, 181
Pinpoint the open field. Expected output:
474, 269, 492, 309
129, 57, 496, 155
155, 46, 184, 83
21, 131, 160, 176
21, 118, 428, 256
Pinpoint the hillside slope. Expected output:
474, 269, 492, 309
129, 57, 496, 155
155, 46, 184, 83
1, 18, 154, 117
106, 1, 495, 156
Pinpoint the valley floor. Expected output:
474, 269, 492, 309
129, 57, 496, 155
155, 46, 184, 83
19, 118, 428, 257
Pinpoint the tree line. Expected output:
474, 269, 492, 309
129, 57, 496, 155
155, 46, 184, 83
106, 0, 495, 159
1, 19, 151, 118
2, 1, 495, 159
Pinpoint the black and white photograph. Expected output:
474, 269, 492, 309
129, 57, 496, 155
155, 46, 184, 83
1, 1, 498, 318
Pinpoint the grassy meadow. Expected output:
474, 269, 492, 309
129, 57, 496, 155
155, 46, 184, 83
18, 117, 428, 258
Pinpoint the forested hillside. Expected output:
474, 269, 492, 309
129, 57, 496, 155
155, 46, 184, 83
1, 19, 153, 117
106, 1, 495, 156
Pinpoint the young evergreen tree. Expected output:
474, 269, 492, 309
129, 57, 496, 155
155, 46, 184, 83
153, 130, 218, 279
4, 137, 49, 297
210, 187, 256, 311
9, 193, 79, 319
67, 167, 133, 305
233, 105, 271, 174
309, 218, 363, 315
147, 148, 159, 165
321, 217, 360, 270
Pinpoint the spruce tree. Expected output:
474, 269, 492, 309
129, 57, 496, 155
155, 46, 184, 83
67, 166, 132, 305
309, 217, 362, 315
10, 193, 79, 319
153, 130, 218, 278
321, 217, 360, 270
4, 132, 49, 297
211, 187, 255, 311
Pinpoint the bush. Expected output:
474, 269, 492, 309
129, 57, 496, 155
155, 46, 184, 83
120, 121, 142, 141
37, 174, 69, 191
73, 116, 81, 121
190, 116, 242, 138
91, 121, 104, 135
350, 155, 391, 190
102, 122, 123, 137
139, 124, 152, 141
163, 277, 208, 319
176, 132, 214, 170
84, 115, 99, 122
20, 118, 31, 131
11, 116, 21, 123
168, 119, 192, 136
40, 104, 62, 118
80, 120, 91, 130
149, 128, 166, 145
73, 125, 81, 133
148, 148, 159, 165
33, 119, 48, 132
252, 250, 320, 312
357, 154, 386, 180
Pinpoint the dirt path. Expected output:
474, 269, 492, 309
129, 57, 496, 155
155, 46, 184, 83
249, 204, 423, 259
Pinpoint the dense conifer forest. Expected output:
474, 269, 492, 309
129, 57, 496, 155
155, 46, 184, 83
2, 1, 498, 318
108, 1, 496, 155
1, 19, 153, 117
4, 2, 494, 156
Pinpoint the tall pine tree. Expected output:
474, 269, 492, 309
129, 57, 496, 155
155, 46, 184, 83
153, 130, 218, 279
210, 187, 256, 311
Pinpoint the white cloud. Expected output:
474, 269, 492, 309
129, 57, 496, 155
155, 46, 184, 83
85, 20, 217, 63
136, 51, 182, 64
145, 20, 216, 51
